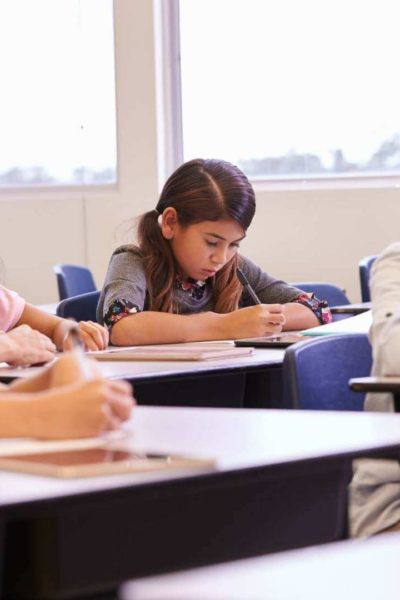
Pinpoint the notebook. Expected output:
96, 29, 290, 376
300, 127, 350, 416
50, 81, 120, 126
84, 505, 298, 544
301, 310, 373, 336
0, 444, 216, 478
90, 344, 254, 361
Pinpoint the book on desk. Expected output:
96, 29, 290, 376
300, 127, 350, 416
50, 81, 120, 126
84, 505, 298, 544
89, 343, 254, 361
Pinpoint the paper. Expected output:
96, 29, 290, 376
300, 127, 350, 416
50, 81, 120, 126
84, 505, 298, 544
89, 344, 253, 361
301, 310, 373, 336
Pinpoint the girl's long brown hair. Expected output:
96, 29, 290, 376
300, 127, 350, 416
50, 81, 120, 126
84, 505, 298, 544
137, 159, 256, 313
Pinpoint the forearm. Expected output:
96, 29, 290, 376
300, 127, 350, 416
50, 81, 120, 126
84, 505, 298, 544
6, 369, 52, 393
110, 311, 227, 345
0, 394, 41, 437
17, 303, 66, 348
282, 303, 319, 331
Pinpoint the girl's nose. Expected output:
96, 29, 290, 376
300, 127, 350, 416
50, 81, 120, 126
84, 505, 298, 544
212, 246, 228, 265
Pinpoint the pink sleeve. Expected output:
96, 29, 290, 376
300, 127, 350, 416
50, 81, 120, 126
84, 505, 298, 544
0, 285, 26, 332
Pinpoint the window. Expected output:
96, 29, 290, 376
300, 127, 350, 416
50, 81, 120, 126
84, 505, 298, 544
178, 0, 400, 181
0, 0, 116, 188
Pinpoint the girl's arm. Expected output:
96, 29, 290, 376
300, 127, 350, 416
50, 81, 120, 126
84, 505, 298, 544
0, 326, 56, 365
0, 380, 133, 439
16, 304, 108, 351
110, 304, 286, 345
282, 302, 320, 330
0, 352, 134, 439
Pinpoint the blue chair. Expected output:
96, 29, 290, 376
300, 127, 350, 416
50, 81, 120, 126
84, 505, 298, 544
283, 333, 372, 410
53, 263, 97, 301
358, 255, 377, 302
56, 291, 100, 322
290, 282, 350, 306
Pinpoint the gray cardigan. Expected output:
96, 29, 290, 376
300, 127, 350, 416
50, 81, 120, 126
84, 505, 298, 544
97, 245, 303, 324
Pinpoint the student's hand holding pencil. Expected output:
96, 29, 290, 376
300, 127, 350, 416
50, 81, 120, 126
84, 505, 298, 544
221, 304, 286, 339
3, 351, 135, 440
57, 320, 109, 352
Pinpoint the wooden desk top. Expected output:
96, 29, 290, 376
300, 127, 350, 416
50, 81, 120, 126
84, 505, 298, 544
1, 406, 400, 507
124, 532, 400, 600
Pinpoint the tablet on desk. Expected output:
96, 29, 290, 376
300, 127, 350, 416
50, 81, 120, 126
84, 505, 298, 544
0, 446, 216, 478
234, 334, 311, 348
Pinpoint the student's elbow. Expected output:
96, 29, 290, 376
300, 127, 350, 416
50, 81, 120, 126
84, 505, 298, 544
282, 303, 319, 330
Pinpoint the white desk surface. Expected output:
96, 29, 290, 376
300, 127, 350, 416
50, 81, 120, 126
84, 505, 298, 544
0, 406, 400, 506
0, 347, 286, 381
124, 532, 400, 600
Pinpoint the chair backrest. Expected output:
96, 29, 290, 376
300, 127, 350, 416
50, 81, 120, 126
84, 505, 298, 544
56, 291, 100, 322
358, 255, 377, 302
53, 264, 97, 301
290, 282, 350, 306
283, 333, 372, 410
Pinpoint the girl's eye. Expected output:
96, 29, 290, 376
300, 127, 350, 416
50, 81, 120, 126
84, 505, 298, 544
206, 240, 218, 247
230, 243, 240, 249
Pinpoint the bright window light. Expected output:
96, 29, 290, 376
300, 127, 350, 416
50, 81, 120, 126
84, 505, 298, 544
0, 0, 116, 187
179, 0, 400, 180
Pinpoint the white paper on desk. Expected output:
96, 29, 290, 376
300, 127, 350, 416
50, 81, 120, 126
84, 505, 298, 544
301, 310, 372, 336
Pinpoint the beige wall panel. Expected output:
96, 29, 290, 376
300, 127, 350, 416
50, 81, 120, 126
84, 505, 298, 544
0, 197, 85, 303
241, 187, 400, 302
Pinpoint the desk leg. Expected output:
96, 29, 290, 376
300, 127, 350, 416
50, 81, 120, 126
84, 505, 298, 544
244, 367, 285, 408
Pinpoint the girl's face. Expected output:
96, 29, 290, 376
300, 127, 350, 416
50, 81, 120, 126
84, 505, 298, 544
162, 211, 245, 280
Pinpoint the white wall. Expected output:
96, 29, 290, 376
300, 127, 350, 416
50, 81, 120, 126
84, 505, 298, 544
0, 0, 398, 304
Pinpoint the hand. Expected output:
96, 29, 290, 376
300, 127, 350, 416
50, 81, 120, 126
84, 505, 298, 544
0, 325, 56, 366
62, 321, 109, 351
30, 378, 135, 439
222, 304, 286, 339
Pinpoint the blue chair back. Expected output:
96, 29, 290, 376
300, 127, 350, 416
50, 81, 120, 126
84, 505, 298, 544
290, 282, 350, 306
283, 333, 372, 410
358, 255, 377, 302
56, 291, 100, 322
53, 264, 96, 301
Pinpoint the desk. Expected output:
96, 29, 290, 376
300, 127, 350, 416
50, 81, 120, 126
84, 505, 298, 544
350, 375, 400, 412
125, 532, 400, 600
0, 348, 287, 408
2, 407, 400, 599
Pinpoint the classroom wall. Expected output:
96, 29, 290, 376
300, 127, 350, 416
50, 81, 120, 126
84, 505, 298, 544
0, 0, 399, 304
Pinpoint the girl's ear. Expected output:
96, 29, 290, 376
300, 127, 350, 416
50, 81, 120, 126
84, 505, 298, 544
160, 207, 178, 240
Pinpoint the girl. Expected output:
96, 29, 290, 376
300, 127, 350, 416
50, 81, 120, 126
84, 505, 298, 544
0, 284, 108, 366
97, 159, 331, 345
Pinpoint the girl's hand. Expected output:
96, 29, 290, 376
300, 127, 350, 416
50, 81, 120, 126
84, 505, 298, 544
221, 304, 286, 339
29, 378, 135, 439
1, 325, 56, 366
62, 321, 109, 351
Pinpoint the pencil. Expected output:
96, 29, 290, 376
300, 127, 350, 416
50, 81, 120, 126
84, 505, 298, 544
236, 267, 262, 305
